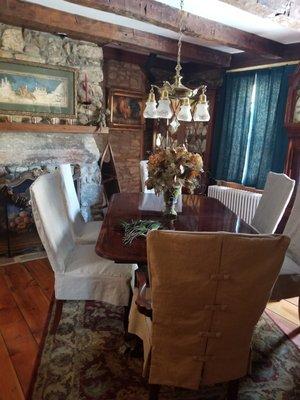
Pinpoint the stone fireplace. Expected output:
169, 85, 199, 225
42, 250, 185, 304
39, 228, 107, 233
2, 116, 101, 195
0, 127, 101, 256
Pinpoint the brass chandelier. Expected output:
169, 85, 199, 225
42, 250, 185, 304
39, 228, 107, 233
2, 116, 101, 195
143, 0, 210, 123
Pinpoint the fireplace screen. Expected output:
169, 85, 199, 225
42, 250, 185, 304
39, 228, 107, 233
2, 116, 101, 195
0, 166, 82, 257
0, 172, 43, 257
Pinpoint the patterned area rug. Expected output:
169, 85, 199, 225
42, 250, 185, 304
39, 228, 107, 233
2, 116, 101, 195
31, 301, 300, 400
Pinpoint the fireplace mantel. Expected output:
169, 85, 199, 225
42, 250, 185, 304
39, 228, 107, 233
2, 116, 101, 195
0, 125, 103, 221
0, 122, 99, 135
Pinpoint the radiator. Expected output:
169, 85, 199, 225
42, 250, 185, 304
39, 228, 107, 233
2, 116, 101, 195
208, 185, 262, 225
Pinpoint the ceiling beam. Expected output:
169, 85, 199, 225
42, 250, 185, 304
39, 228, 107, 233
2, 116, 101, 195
103, 46, 179, 71
230, 43, 300, 69
0, 0, 231, 67
67, 0, 285, 58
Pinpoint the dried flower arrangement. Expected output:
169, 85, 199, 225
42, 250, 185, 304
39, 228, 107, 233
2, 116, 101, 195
146, 146, 203, 195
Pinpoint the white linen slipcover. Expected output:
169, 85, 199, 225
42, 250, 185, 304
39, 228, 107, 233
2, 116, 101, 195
30, 172, 136, 305
58, 164, 102, 244
271, 186, 300, 301
251, 172, 295, 234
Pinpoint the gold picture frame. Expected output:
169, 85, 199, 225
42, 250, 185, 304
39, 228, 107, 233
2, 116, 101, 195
108, 88, 144, 130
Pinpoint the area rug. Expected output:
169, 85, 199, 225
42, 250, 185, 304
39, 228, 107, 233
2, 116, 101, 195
31, 300, 300, 400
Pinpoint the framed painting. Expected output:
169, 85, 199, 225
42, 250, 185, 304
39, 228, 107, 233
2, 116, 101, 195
0, 58, 76, 118
108, 88, 144, 129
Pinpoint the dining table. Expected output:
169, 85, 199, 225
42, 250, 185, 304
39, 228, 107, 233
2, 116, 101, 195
95, 192, 257, 265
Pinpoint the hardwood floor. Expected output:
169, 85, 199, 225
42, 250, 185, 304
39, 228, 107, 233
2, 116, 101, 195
0, 258, 298, 399
0, 259, 54, 400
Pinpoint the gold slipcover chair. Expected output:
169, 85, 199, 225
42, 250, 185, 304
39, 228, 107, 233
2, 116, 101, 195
129, 231, 289, 399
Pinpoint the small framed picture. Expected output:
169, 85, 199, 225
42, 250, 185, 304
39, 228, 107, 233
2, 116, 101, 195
108, 88, 144, 129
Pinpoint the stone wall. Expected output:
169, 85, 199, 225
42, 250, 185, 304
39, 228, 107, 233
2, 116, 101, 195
0, 23, 104, 125
104, 59, 146, 192
0, 24, 104, 220
0, 130, 101, 221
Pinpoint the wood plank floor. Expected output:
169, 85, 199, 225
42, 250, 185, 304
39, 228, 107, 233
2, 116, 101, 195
0, 258, 298, 399
0, 258, 54, 400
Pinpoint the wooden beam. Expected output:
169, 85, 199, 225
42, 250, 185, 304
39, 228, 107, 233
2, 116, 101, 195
103, 46, 184, 71
230, 44, 300, 69
68, 0, 285, 58
0, 0, 231, 67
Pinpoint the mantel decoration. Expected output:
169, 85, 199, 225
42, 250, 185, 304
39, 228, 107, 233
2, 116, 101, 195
146, 146, 203, 216
0, 59, 76, 118
143, 0, 210, 124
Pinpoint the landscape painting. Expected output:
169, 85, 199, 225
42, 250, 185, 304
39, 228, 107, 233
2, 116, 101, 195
0, 59, 76, 117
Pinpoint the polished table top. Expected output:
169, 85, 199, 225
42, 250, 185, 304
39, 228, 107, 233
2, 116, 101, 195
95, 193, 257, 264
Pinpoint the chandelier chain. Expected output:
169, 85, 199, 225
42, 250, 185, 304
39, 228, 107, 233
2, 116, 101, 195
176, 0, 185, 76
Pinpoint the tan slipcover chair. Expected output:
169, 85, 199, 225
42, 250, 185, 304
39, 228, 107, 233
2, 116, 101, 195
129, 231, 289, 394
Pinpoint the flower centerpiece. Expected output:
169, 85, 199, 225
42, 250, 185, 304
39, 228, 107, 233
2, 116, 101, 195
146, 146, 203, 216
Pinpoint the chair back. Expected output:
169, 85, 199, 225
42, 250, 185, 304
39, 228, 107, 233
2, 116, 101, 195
284, 186, 300, 264
58, 164, 84, 236
100, 143, 120, 205
251, 172, 295, 233
147, 230, 289, 390
30, 173, 74, 273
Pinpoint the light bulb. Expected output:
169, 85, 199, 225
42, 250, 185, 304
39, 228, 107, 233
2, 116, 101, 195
143, 100, 158, 118
177, 98, 192, 121
157, 99, 173, 119
193, 102, 210, 122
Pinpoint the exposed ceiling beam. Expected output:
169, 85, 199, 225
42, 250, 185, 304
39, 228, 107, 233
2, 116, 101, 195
0, 0, 231, 67
230, 43, 300, 69
220, 0, 300, 31
67, 0, 285, 58
103, 46, 178, 71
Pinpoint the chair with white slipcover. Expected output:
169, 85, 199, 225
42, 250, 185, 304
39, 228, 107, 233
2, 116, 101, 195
271, 186, 300, 317
140, 160, 154, 194
30, 172, 136, 331
58, 164, 101, 244
251, 172, 295, 233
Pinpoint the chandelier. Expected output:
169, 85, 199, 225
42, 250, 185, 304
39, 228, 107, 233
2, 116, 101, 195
143, 0, 210, 123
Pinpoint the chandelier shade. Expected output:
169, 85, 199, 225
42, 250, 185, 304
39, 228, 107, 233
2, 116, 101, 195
156, 99, 173, 119
193, 102, 210, 122
177, 98, 192, 121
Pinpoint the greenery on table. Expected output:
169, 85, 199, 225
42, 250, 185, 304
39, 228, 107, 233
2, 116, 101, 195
121, 219, 162, 245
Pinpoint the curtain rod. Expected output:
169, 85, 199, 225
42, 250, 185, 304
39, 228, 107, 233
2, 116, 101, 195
227, 60, 299, 73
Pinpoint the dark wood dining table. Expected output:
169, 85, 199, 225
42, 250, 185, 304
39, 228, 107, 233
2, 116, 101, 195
95, 193, 257, 265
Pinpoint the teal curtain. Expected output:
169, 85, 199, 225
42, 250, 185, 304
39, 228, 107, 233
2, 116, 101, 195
213, 72, 255, 183
242, 65, 296, 188
212, 65, 296, 189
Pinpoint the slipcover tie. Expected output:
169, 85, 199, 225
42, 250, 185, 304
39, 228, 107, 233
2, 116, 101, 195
210, 273, 231, 280
203, 304, 228, 311
199, 331, 222, 338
